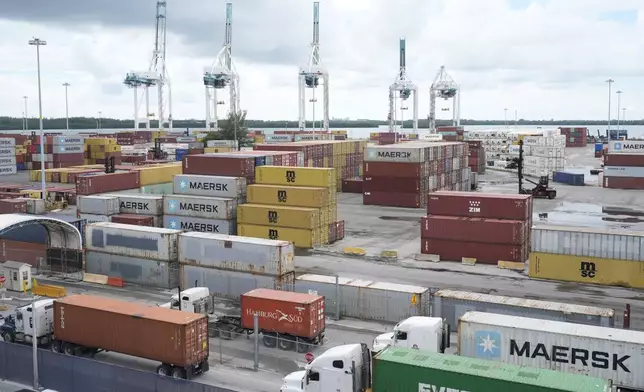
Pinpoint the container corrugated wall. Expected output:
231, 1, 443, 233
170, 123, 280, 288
85, 222, 180, 261
85, 251, 179, 289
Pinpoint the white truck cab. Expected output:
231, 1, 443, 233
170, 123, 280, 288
159, 287, 213, 314
1, 298, 55, 345
281, 343, 371, 392
371, 316, 450, 354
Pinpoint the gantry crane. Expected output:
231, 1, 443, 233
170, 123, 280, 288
204, 1, 239, 132
123, 1, 173, 131
388, 38, 418, 133
298, 1, 329, 133
429, 66, 460, 133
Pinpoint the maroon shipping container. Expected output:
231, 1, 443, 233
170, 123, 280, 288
364, 162, 424, 178
363, 176, 423, 193
240, 289, 325, 342
341, 178, 363, 193
427, 191, 532, 221
421, 215, 528, 245
603, 154, 644, 167
0, 239, 47, 267
111, 214, 155, 227
603, 176, 644, 190
76, 171, 140, 195
53, 295, 209, 375
0, 199, 27, 213
421, 238, 529, 264
363, 191, 425, 208
182, 155, 255, 177
336, 220, 345, 240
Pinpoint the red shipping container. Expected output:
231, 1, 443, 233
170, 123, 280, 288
421, 215, 528, 245
363, 176, 423, 193
336, 220, 345, 240
341, 178, 363, 193
603, 176, 644, 190
76, 171, 140, 195
363, 191, 425, 208
427, 191, 532, 221
421, 238, 528, 264
183, 155, 255, 177
0, 239, 47, 268
111, 214, 155, 226
0, 199, 27, 213
364, 162, 424, 178
603, 154, 644, 167
240, 289, 325, 341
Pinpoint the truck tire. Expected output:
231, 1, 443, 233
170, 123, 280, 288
278, 336, 295, 351
63, 343, 76, 356
262, 334, 277, 348
296, 341, 309, 353
51, 341, 62, 353
1, 332, 13, 343
171, 367, 186, 379
156, 364, 170, 376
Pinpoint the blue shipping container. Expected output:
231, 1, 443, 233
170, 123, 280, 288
16, 163, 26, 171
552, 171, 584, 186
175, 148, 188, 161
594, 143, 603, 152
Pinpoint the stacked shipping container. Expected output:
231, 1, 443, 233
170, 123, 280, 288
558, 127, 588, 147
603, 140, 644, 190
517, 134, 566, 178
362, 142, 470, 208
29, 136, 85, 170
465, 140, 485, 174
77, 195, 120, 223
421, 192, 532, 264
0, 138, 17, 176
84, 137, 122, 165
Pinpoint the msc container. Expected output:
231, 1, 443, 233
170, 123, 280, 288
531, 225, 644, 261
255, 166, 336, 188
603, 153, 644, 167
552, 171, 585, 186
608, 140, 644, 153
76, 171, 140, 195
53, 295, 209, 372
163, 194, 236, 220
421, 216, 528, 245
163, 215, 236, 235
110, 214, 155, 226
241, 289, 325, 340
421, 238, 529, 264
237, 204, 320, 229
178, 232, 294, 276
108, 194, 163, 215
458, 311, 642, 391
432, 289, 614, 331
85, 251, 179, 288
294, 274, 430, 323
77, 195, 120, 216
237, 224, 320, 248
603, 166, 644, 178
427, 191, 532, 220
246, 184, 329, 208
25, 198, 46, 214
79, 213, 110, 224
85, 222, 180, 261
180, 264, 295, 301
373, 346, 611, 392
173, 174, 247, 198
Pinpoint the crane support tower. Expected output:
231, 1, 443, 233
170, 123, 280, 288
388, 38, 419, 133
204, 1, 240, 132
298, 1, 329, 133
123, 1, 173, 131
429, 66, 460, 133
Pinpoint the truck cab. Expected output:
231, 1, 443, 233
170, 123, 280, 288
159, 287, 213, 315
0, 299, 55, 345
371, 316, 450, 354
281, 343, 371, 392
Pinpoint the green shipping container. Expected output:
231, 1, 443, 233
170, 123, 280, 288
373, 347, 611, 392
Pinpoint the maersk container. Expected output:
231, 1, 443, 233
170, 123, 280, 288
108, 194, 164, 215
163, 194, 236, 220
163, 215, 236, 235
552, 171, 584, 186
531, 225, 644, 261
373, 346, 611, 392
79, 213, 110, 224
85, 250, 179, 289
432, 289, 614, 330
77, 195, 120, 216
178, 232, 294, 276
85, 222, 180, 261
458, 311, 642, 390
180, 265, 295, 301
173, 174, 247, 199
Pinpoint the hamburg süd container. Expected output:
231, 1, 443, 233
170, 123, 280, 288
240, 289, 325, 339
106, 194, 163, 215
164, 215, 236, 235
421, 238, 528, 264
173, 174, 247, 199
85, 222, 181, 261
237, 223, 321, 248
237, 204, 320, 229
246, 184, 330, 208
163, 194, 236, 220
85, 251, 179, 288
458, 311, 641, 391
255, 166, 336, 188
53, 295, 209, 369
427, 191, 532, 221
373, 346, 611, 392
421, 215, 528, 245
177, 232, 294, 276
77, 195, 120, 216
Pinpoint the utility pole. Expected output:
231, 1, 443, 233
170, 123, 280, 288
504, 108, 508, 129
606, 79, 614, 134
29, 37, 47, 204
22, 96, 28, 132
616, 90, 622, 131
63, 83, 71, 131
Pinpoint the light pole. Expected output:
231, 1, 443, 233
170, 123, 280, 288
29, 37, 47, 212
504, 108, 508, 128
22, 96, 28, 132
606, 79, 614, 134
63, 83, 70, 132
97, 111, 102, 130
622, 107, 627, 124
616, 90, 622, 131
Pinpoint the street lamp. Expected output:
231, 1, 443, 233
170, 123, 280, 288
97, 111, 102, 130
606, 79, 614, 133
504, 108, 508, 128
63, 83, 70, 132
622, 107, 627, 123
616, 90, 622, 131
22, 96, 28, 132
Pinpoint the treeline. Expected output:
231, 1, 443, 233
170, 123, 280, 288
0, 116, 640, 131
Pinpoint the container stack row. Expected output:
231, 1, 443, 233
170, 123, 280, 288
602, 140, 644, 190
421, 192, 533, 265
28, 136, 85, 170
465, 140, 486, 174
0, 138, 17, 176
84, 137, 122, 165
77, 194, 164, 226
237, 166, 340, 248
362, 142, 470, 208
511, 134, 566, 178
558, 127, 588, 147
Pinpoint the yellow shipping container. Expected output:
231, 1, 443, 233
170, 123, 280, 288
29, 170, 39, 182
529, 252, 644, 289
237, 224, 321, 248
247, 184, 329, 208
85, 137, 117, 146
255, 166, 336, 188
134, 164, 182, 186
238, 204, 320, 229
331, 130, 348, 135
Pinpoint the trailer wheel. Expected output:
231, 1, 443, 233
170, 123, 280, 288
63, 343, 76, 356
1, 332, 14, 343
278, 336, 295, 351
51, 341, 62, 353
296, 341, 309, 353
156, 364, 170, 376
262, 334, 277, 348
171, 367, 186, 379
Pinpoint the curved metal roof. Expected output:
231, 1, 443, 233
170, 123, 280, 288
0, 214, 82, 249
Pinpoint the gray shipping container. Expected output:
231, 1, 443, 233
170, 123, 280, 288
79, 213, 110, 224
0, 138, 16, 147
109, 194, 164, 215
78, 195, 120, 216
294, 274, 430, 323
0, 166, 17, 175
85, 250, 179, 289
603, 166, 644, 178
163, 194, 236, 220
181, 265, 295, 301
432, 289, 615, 330
163, 215, 236, 235
0, 148, 16, 158
53, 136, 84, 145
173, 174, 247, 198
0, 157, 16, 166
85, 222, 180, 261
52, 145, 84, 154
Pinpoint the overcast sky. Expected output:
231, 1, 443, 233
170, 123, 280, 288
1, 0, 644, 122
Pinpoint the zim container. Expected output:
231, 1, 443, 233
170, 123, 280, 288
240, 288, 325, 339
421, 238, 529, 264
247, 184, 330, 208
421, 215, 529, 245
237, 223, 321, 248
255, 166, 336, 188
427, 191, 532, 221
237, 204, 320, 229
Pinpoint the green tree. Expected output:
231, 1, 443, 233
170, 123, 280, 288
201, 110, 254, 149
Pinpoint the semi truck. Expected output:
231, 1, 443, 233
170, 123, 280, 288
0, 299, 55, 345
280, 344, 612, 392
371, 316, 450, 354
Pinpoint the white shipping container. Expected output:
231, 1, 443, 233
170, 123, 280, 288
419, 134, 443, 141
608, 140, 644, 154
529, 146, 565, 158
178, 232, 294, 276
52, 145, 84, 154
531, 225, 644, 261
0, 138, 16, 147
603, 166, 644, 178
0, 148, 16, 157
53, 136, 84, 145
0, 165, 16, 175
106, 194, 164, 215
77, 195, 120, 216
173, 174, 247, 198
80, 213, 110, 224
163, 194, 236, 220
365, 145, 425, 163
163, 215, 235, 235
0, 156, 17, 166
264, 135, 294, 143
25, 198, 46, 215
175, 137, 196, 143
458, 311, 644, 390
85, 222, 180, 261
206, 139, 239, 147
